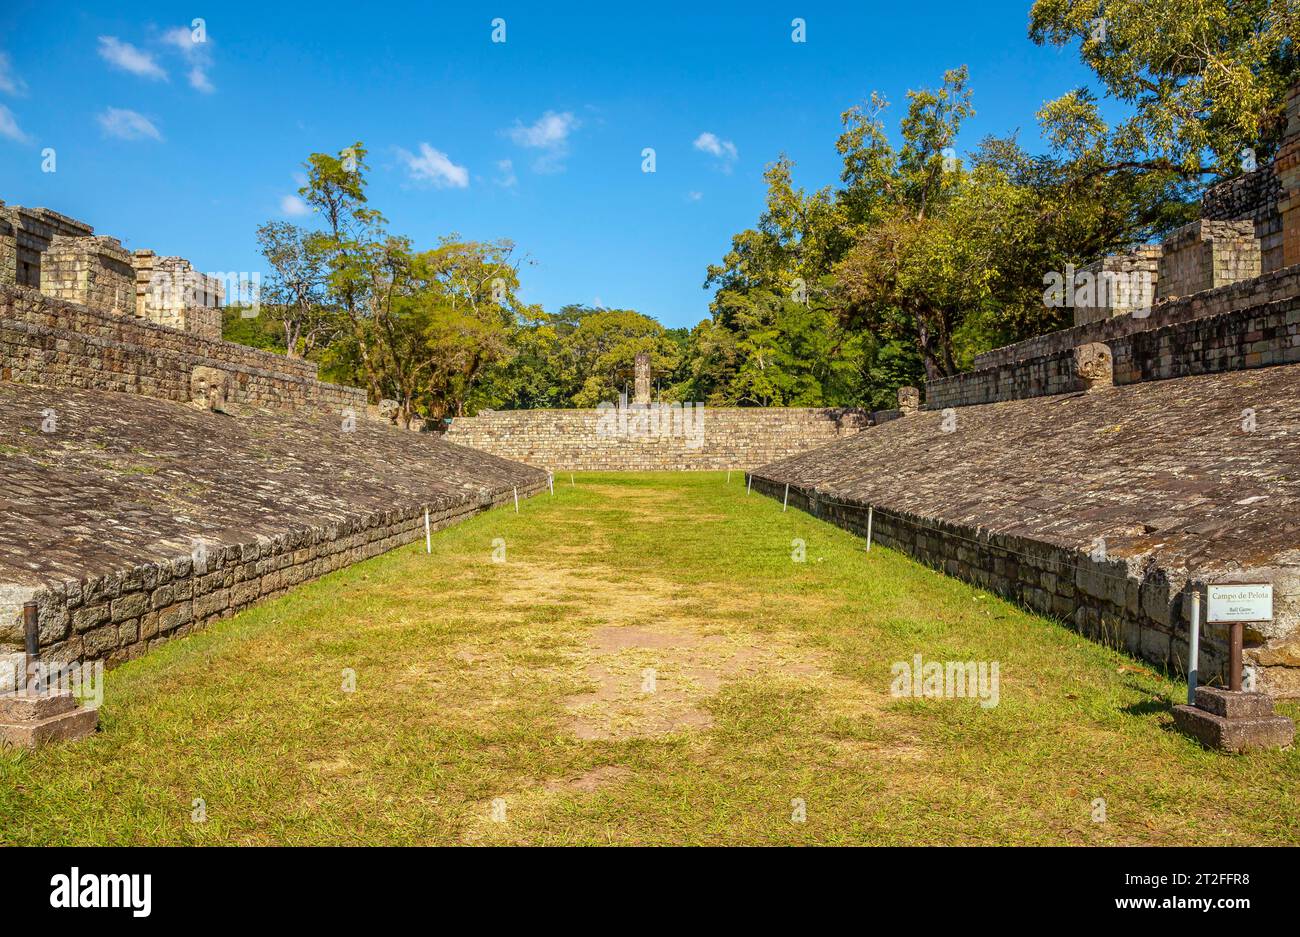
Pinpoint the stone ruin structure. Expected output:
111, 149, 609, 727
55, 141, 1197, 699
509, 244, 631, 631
0, 202, 224, 341
751, 83, 1300, 734
448, 329, 879, 471
0, 198, 548, 746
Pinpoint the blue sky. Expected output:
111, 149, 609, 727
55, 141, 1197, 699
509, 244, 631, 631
0, 1, 1104, 329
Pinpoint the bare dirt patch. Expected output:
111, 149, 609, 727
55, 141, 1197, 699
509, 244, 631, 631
565, 614, 830, 740
543, 764, 631, 793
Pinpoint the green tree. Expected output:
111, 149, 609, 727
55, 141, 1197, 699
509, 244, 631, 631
255, 221, 339, 358
1030, 0, 1299, 177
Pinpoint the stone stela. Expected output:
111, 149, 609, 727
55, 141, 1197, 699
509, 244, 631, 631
633, 352, 651, 405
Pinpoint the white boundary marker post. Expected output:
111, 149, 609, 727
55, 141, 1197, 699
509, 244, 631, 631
424, 506, 432, 554
746, 475, 752, 496
1188, 589, 1201, 704
783, 483, 790, 512
866, 506, 873, 552
513, 486, 519, 512
726, 470, 731, 484
570, 473, 575, 487
548, 473, 554, 496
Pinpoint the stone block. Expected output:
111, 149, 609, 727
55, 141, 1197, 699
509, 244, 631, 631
0, 704, 98, 748
1172, 704, 1294, 753
0, 689, 76, 721
1193, 686, 1275, 719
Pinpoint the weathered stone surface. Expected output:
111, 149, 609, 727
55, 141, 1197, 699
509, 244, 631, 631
0, 704, 97, 748
0, 381, 548, 664
1, 284, 365, 417
1172, 704, 1294, 753
0, 689, 76, 721
1194, 686, 1274, 719
752, 362, 1300, 695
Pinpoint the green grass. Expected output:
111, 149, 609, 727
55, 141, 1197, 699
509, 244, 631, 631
1, 471, 1297, 845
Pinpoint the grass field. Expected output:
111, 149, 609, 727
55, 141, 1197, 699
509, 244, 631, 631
1, 472, 1297, 845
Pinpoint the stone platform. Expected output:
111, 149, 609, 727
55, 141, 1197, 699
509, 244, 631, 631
751, 362, 1300, 696
1173, 687, 1294, 753
0, 381, 549, 666
0, 690, 98, 747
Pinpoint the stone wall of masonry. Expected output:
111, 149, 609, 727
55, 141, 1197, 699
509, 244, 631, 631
1, 199, 228, 340
7, 496, 526, 668
1201, 165, 1285, 274
39, 235, 137, 317
1158, 220, 1260, 299
444, 405, 871, 470
131, 251, 224, 341
0, 381, 550, 667
923, 344, 1110, 410
750, 362, 1300, 697
1071, 247, 1161, 327
1, 284, 366, 416
926, 266, 1300, 410
0, 203, 95, 289
976, 266, 1300, 371
1109, 292, 1300, 384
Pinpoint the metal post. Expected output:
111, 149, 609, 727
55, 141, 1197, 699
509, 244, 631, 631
513, 486, 519, 513
1229, 621, 1244, 692
866, 506, 874, 552
1187, 589, 1201, 704
746, 475, 752, 495
424, 507, 432, 554
23, 600, 39, 694
22, 601, 38, 659
783, 483, 790, 512
548, 474, 554, 496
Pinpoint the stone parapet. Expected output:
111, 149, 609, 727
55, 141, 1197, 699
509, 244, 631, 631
0, 204, 94, 289
1202, 165, 1285, 274
446, 405, 872, 471
132, 251, 225, 341
973, 265, 1300, 371
1072, 246, 1161, 327
1, 284, 364, 416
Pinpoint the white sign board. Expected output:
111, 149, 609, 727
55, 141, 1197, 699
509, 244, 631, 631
1207, 583, 1273, 623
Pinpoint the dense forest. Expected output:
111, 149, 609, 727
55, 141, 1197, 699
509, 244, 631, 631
225, 1, 1297, 426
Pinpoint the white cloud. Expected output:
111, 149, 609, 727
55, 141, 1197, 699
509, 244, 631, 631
187, 66, 214, 93
0, 52, 27, 96
97, 107, 162, 141
495, 159, 517, 188
0, 104, 30, 143
508, 110, 579, 148
280, 194, 311, 217
687, 191, 703, 202
694, 132, 738, 171
161, 26, 215, 93
505, 110, 580, 172
397, 143, 469, 188
97, 36, 167, 81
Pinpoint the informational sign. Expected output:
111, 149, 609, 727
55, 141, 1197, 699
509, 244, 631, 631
1206, 583, 1273, 623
